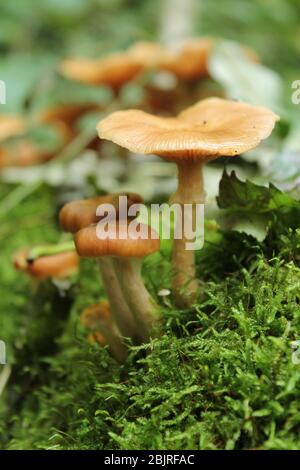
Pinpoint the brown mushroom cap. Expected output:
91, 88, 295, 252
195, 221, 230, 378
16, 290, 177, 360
80, 300, 110, 330
0, 115, 26, 142
97, 97, 279, 161
87, 331, 107, 346
59, 54, 144, 88
128, 41, 170, 68
75, 222, 160, 258
60, 192, 144, 234
161, 38, 213, 80
13, 248, 78, 279
0, 120, 72, 169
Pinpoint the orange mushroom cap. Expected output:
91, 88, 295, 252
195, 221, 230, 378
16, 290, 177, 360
0, 114, 26, 142
75, 222, 160, 259
160, 38, 213, 80
80, 300, 110, 330
97, 97, 279, 161
59, 192, 144, 234
87, 331, 107, 346
60, 53, 144, 88
128, 41, 170, 68
13, 248, 79, 279
0, 120, 72, 169
59, 41, 168, 88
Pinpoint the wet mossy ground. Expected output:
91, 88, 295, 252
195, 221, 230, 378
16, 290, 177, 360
0, 178, 300, 450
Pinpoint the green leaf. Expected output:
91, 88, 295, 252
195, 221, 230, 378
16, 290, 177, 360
217, 171, 297, 216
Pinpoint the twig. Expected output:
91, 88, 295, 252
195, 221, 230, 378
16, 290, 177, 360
0, 365, 12, 397
0, 181, 41, 219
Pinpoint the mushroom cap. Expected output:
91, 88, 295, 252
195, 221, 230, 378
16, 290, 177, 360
0, 115, 26, 142
0, 121, 71, 169
88, 331, 107, 346
98, 97, 279, 161
161, 38, 213, 80
75, 222, 160, 258
59, 54, 143, 88
0, 139, 49, 168
59, 192, 143, 234
13, 248, 79, 279
128, 41, 170, 68
80, 300, 110, 330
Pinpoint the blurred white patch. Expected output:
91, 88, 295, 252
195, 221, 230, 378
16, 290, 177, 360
0, 80, 6, 104
0, 340, 6, 365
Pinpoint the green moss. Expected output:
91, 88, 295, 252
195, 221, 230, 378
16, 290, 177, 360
1, 178, 300, 450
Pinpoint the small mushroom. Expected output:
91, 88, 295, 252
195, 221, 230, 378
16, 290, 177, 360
0, 114, 26, 142
156, 38, 259, 82
160, 38, 213, 81
80, 301, 127, 362
75, 222, 160, 342
59, 192, 142, 233
59, 192, 143, 340
59, 41, 171, 93
87, 331, 107, 347
13, 247, 78, 280
60, 54, 144, 91
0, 120, 72, 168
98, 97, 279, 307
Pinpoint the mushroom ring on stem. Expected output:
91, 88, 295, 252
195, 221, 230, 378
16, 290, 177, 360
97, 97, 279, 307
59, 192, 144, 340
75, 222, 160, 342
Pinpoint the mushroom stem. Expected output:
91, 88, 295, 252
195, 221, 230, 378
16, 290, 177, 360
171, 161, 204, 307
113, 257, 159, 342
92, 316, 127, 363
98, 258, 139, 340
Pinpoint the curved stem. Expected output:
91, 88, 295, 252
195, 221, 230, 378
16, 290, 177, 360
98, 258, 138, 340
92, 314, 127, 363
113, 258, 159, 342
171, 161, 204, 308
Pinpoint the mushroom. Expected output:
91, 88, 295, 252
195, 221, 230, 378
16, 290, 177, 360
75, 222, 160, 342
59, 192, 143, 340
87, 331, 107, 347
160, 38, 214, 81
59, 192, 142, 233
97, 97, 279, 307
0, 120, 72, 168
0, 114, 26, 142
80, 301, 127, 362
59, 54, 144, 91
59, 42, 170, 93
13, 247, 78, 280
157, 38, 259, 82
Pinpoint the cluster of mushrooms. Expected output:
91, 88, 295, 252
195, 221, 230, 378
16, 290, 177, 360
11, 39, 279, 362
0, 38, 257, 168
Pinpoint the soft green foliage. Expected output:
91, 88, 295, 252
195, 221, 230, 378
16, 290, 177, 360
1, 176, 300, 450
